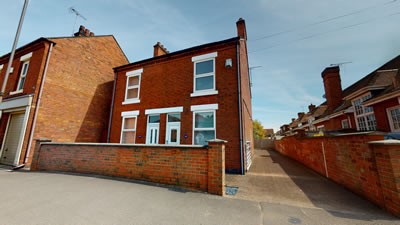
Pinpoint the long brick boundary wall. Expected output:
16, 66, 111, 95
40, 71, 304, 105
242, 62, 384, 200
275, 134, 400, 217
31, 139, 226, 195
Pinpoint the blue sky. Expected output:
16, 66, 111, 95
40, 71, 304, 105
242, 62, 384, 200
1, 0, 400, 132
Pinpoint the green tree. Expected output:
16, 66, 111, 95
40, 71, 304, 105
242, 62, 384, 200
253, 119, 265, 139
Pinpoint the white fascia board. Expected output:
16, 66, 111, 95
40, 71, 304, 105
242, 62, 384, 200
192, 52, 218, 62
145, 106, 183, 115
121, 110, 140, 117
0, 95, 32, 110
20, 52, 33, 61
126, 68, 143, 76
190, 103, 218, 111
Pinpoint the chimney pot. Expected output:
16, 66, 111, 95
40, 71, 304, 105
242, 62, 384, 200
297, 112, 305, 119
153, 42, 169, 57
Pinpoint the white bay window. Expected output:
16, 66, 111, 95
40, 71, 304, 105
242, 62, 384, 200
352, 93, 376, 131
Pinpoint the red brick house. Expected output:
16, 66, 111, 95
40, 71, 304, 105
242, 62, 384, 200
0, 26, 128, 167
284, 55, 400, 134
109, 19, 253, 174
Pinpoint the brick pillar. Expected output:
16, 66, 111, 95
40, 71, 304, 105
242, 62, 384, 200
207, 139, 226, 196
30, 138, 52, 171
370, 140, 400, 217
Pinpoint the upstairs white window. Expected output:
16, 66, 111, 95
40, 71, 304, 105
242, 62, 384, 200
387, 106, 400, 132
12, 52, 32, 94
352, 93, 376, 131
341, 119, 350, 129
16, 61, 29, 92
123, 68, 142, 104
191, 52, 218, 97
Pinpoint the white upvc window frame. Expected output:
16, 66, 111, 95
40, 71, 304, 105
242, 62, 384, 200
352, 92, 377, 131
190, 52, 218, 97
387, 105, 400, 132
341, 119, 350, 129
191, 104, 218, 145
120, 110, 139, 144
123, 68, 142, 105
11, 52, 32, 95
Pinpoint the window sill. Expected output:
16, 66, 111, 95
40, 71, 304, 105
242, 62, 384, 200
9, 90, 23, 95
122, 99, 140, 105
190, 90, 218, 97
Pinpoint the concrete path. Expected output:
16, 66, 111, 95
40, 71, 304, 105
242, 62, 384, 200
226, 149, 399, 224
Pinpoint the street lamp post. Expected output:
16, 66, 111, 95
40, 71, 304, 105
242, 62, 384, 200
0, 0, 30, 100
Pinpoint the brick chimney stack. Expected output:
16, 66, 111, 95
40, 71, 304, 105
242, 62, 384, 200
236, 18, 247, 40
297, 112, 305, 119
322, 66, 343, 113
308, 104, 316, 113
74, 25, 95, 37
153, 42, 169, 57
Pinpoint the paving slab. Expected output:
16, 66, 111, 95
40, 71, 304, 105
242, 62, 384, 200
226, 149, 399, 224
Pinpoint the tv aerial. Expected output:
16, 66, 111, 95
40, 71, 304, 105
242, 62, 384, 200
69, 7, 87, 35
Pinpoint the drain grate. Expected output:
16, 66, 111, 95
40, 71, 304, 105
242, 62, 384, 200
225, 186, 239, 196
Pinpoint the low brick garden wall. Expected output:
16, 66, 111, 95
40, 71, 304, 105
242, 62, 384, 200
31, 139, 225, 195
275, 134, 400, 216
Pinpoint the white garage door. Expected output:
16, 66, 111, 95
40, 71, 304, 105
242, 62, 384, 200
0, 113, 25, 165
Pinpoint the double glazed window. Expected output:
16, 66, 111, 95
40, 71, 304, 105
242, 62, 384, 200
388, 106, 400, 132
352, 93, 377, 131
13, 52, 32, 94
194, 59, 214, 91
124, 68, 142, 104
191, 52, 218, 97
193, 111, 215, 145
121, 116, 137, 144
341, 119, 350, 129
16, 61, 29, 92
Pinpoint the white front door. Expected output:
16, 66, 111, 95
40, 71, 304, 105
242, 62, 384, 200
146, 124, 159, 144
0, 113, 25, 165
166, 123, 180, 145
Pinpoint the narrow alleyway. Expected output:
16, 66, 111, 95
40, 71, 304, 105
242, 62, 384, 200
225, 149, 398, 223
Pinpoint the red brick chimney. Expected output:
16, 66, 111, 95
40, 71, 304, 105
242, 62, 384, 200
153, 42, 169, 57
308, 104, 316, 113
322, 66, 343, 113
74, 25, 95, 37
236, 18, 247, 40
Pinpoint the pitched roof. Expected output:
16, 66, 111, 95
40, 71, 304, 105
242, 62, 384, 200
114, 37, 239, 71
342, 55, 400, 99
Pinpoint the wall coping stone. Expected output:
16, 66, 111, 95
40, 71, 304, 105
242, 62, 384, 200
41, 142, 206, 149
207, 139, 228, 143
369, 140, 400, 145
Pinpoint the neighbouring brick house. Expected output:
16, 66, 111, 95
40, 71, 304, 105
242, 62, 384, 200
109, 18, 253, 174
0, 26, 128, 167
282, 55, 400, 134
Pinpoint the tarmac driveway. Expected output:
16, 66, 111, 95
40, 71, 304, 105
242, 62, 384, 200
0, 150, 399, 225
